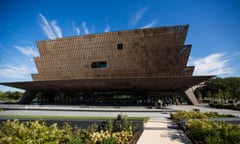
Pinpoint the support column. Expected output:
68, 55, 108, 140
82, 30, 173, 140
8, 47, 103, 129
18, 90, 38, 104
184, 88, 199, 105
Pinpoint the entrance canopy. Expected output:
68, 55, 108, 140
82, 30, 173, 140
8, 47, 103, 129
1, 76, 213, 92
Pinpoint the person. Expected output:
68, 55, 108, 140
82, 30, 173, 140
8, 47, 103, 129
158, 99, 162, 107
175, 98, 179, 105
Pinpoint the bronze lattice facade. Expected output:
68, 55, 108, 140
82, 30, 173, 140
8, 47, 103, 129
33, 25, 192, 80
0, 25, 214, 105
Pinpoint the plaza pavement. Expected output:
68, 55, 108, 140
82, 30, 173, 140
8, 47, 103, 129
136, 117, 192, 144
0, 104, 239, 144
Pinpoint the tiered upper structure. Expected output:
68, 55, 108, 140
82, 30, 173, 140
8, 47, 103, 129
32, 25, 193, 80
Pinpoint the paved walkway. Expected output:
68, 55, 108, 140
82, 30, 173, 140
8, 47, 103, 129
0, 104, 174, 112
137, 117, 192, 144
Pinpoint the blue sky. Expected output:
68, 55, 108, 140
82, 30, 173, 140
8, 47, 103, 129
0, 0, 240, 91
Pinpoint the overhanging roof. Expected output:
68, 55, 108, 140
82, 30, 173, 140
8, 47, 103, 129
0, 76, 214, 92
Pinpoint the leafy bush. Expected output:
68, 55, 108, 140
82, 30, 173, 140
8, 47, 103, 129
0, 116, 134, 144
210, 103, 240, 110
171, 110, 235, 122
170, 110, 219, 121
186, 119, 240, 144
0, 91, 23, 103
0, 119, 64, 144
171, 111, 240, 144
92, 115, 133, 144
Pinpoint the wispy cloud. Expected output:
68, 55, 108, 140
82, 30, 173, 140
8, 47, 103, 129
72, 22, 80, 35
0, 65, 32, 79
51, 20, 62, 38
141, 20, 157, 28
39, 13, 62, 39
130, 7, 148, 26
189, 53, 233, 76
76, 27, 80, 35
82, 22, 89, 34
14, 45, 39, 57
39, 13, 56, 39
104, 25, 110, 32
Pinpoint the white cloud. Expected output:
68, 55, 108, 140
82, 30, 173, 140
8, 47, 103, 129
39, 13, 56, 39
72, 22, 80, 35
0, 65, 31, 79
82, 22, 89, 34
189, 53, 233, 76
76, 27, 80, 35
141, 20, 157, 28
130, 7, 148, 26
104, 25, 110, 32
51, 20, 62, 38
39, 13, 62, 39
14, 45, 39, 57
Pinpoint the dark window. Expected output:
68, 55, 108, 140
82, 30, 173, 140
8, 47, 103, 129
117, 43, 123, 50
91, 61, 107, 68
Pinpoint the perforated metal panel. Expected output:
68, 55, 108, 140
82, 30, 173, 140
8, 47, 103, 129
32, 25, 193, 81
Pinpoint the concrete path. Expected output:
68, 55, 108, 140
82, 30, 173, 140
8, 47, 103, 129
137, 117, 192, 144
0, 104, 175, 112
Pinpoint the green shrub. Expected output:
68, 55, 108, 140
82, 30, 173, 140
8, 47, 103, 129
170, 110, 217, 121
0, 117, 134, 144
186, 119, 240, 144
0, 120, 63, 144
0, 91, 23, 103
171, 111, 239, 144
102, 136, 118, 144
186, 119, 220, 143
68, 137, 84, 144
209, 103, 240, 110
119, 115, 132, 133
170, 110, 234, 122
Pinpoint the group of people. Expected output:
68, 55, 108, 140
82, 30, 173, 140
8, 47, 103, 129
155, 98, 180, 108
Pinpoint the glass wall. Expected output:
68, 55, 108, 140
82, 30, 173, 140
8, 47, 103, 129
32, 91, 190, 106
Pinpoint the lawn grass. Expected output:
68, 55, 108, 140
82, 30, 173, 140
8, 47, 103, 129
0, 115, 149, 122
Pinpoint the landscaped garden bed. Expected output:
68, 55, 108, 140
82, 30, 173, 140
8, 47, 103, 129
171, 110, 240, 144
209, 103, 240, 111
0, 115, 143, 144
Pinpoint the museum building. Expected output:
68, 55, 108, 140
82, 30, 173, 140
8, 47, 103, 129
0, 25, 214, 105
